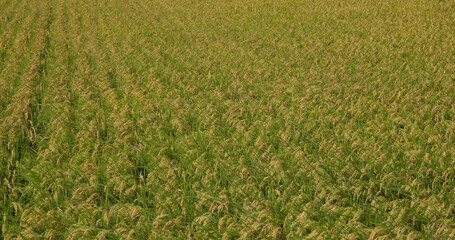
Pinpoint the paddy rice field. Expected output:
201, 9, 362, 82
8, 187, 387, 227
0, 0, 454, 239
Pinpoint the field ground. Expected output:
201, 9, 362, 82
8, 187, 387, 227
0, 0, 454, 239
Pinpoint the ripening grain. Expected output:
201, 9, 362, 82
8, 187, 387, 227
1, 0, 454, 239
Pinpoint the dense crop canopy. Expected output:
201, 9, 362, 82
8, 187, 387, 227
0, 0, 454, 239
